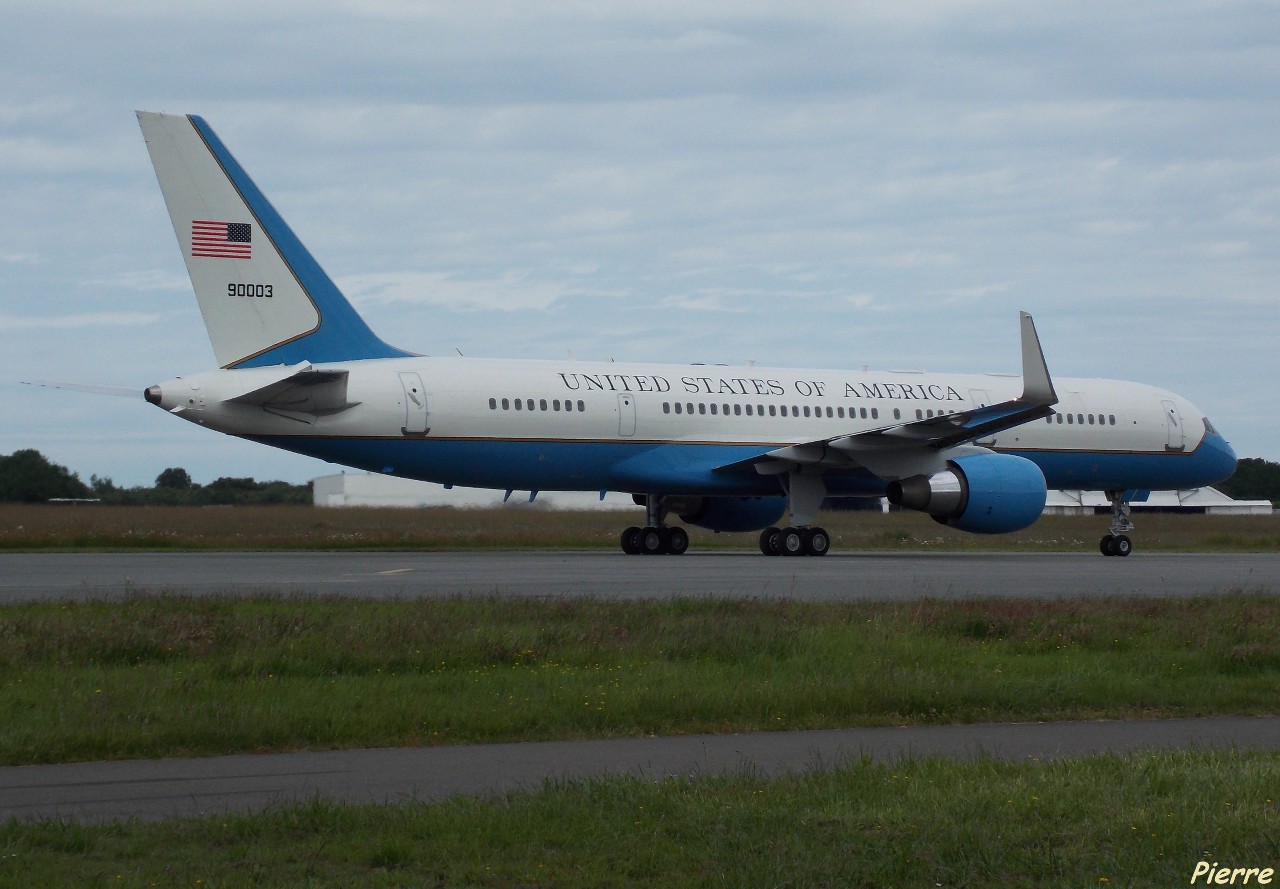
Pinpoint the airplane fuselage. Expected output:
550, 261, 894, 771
149, 356, 1237, 499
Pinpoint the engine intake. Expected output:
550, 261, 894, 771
886, 453, 1046, 535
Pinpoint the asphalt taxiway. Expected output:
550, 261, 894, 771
2, 550, 1278, 602
4, 717, 1278, 823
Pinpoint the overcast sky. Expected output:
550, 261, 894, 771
2, 1, 1277, 487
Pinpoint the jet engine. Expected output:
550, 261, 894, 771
671, 496, 788, 533
885, 453, 1046, 534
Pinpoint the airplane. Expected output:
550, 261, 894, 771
131, 111, 1237, 558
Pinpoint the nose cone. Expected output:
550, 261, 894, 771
1200, 429, 1238, 486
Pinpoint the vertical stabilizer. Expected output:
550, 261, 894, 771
136, 111, 412, 368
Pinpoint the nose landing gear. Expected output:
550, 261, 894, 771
1099, 490, 1135, 557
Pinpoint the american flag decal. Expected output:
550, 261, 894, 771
191, 220, 252, 259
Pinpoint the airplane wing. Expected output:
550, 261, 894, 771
720, 312, 1058, 475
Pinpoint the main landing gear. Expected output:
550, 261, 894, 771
758, 526, 830, 557
757, 469, 830, 557
620, 494, 690, 555
620, 524, 689, 556
1099, 489, 1134, 557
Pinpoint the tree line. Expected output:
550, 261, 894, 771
0, 450, 310, 505
1, 448, 1278, 507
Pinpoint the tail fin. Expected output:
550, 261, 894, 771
136, 111, 413, 368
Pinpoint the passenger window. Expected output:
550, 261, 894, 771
893, 409, 901, 420
663, 402, 670, 414
699, 403, 706, 415
745, 404, 753, 416
711, 404, 719, 415
554, 400, 561, 411
489, 398, 497, 410
539, 399, 547, 411
915, 409, 923, 420
577, 400, 585, 412
675, 402, 683, 414
769, 405, 776, 417
870, 408, 878, 419
514, 399, 522, 411
734, 404, 742, 416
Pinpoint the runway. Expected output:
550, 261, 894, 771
4, 717, 1278, 823
2, 550, 1278, 602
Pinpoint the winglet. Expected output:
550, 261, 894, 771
1018, 311, 1057, 406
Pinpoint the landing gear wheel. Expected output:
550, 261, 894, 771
1099, 534, 1133, 557
640, 526, 666, 555
781, 527, 806, 557
759, 527, 782, 556
665, 526, 690, 556
804, 527, 830, 557
621, 526, 642, 555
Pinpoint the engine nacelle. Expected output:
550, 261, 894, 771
885, 453, 1046, 534
673, 496, 788, 533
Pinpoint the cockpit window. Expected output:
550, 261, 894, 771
1204, 417, 1219, 436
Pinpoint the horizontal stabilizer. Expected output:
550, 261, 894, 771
225, 363, 356, 417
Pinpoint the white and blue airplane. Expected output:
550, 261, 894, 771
133, 111, 1237, 557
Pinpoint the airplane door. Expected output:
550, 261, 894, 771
618, 393, 636, 437
1161, 399, 1185, 451
399, 372, 429, 436
969, 389, 995, 445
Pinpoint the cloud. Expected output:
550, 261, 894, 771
0, 312, 161, 331
338, 271, 571, 312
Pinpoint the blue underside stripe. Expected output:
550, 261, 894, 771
253, 433, 1237, 496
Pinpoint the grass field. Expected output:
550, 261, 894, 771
3, 594, 1278, 766
0, 502, 1276, 551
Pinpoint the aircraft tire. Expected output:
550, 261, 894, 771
805, 527, 831, 557
781, 528, 806, 556
1112, 534, 1133, 557
640, 527, 666, 555
1099, 534, 1115, 556
759, 527, 782, 556
621, 527, 643, 555
666, 526, 690, 556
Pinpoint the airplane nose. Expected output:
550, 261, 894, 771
1205, 432, 1238, 484
144, 385, 162, 406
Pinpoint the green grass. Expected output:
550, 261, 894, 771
2, 595, 1278, 766
2, 751, 1277, 887
1, 503, 1276, 551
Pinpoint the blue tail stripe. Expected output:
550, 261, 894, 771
188, 115, 414, 367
